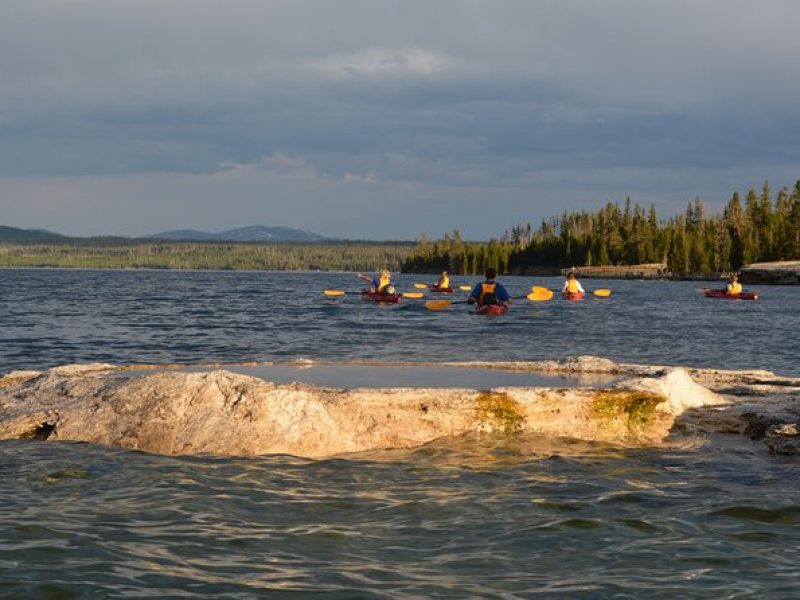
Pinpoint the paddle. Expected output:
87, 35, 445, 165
425, 292, 544, 311
323, 289, 424, 299
533, 284, 610, 298
416, 282, 471, 291
529, 286, 554, 301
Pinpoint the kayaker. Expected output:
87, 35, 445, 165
562, 271, 585, 295
357, 270, 396, 296
435, 271, 450, 289
727, 273, 742, 295
467, 267, 511, 307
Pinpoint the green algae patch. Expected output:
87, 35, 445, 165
590, 390, 666, 434
474, 391, 525, 433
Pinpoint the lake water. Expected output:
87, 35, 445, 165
1, 269, 799, 598
1, 269, 798, 376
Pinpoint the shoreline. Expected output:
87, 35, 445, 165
1, 263, 797, 284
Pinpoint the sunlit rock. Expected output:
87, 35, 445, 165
0, 360, 738, 458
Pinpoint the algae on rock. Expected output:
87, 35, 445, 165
590, 391, 666, 435
474, 391, 525, 433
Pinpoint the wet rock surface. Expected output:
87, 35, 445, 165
1, 356, 798, 457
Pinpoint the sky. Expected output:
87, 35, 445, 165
1, 0, 799, 240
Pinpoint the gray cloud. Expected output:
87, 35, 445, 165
1, 0, 799, 238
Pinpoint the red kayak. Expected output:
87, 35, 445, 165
476, 303, 508, 315
429, 286, 455, 294
562, 291, 585, 301
361, 290, 402, 304
703, 289, 759, 301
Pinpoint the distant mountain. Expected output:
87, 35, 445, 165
0, 225, 71, 243
145, 225, 328, 242
143, 229, 218, 241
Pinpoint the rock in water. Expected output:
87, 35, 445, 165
0, 363, 736, 458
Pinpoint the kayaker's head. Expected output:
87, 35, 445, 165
730, 273, 739, 282
380, 269, 391, 279
567, 271, 576, 280
441, 271, 448, 277
484, 267, 496, 281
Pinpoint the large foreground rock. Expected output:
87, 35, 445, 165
0, 363, 733, 457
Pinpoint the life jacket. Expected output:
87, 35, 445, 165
438, 275, 450, 288
566, 278, 581, 294
377, 274, 392, 294
729, 281, 742, 294
479, 282, 498, 305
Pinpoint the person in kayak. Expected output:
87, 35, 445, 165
434, 271, 450, 289
467, 267, 510, 308
727, 273, 742, 295
562, 271, 585, 295
357, 270, 396, 296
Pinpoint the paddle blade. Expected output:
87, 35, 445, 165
402, 292, 424, 299
425, 300, 453, 311
593, 288, 612, 297
459, 285, 472, 291
414, 283, 429, 289
527, 288, 554, 301
323, 290, 346, 296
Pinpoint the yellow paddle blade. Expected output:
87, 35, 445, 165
402, 292, 424, 299
527, 289, 553, 302
531, 285, 551, 293
593, 289, 612, 297
323, 290, 346, 296
425, 300, 453, 311
459, 285, 472, 291
414, 283, 429, 289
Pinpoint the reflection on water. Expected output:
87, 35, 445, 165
1, 436, 798, 598
115, 363, 609, 389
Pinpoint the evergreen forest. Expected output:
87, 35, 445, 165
402, 181, 800, 276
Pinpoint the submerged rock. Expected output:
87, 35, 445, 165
0, 362, 737, 458
765, 423, 800, 455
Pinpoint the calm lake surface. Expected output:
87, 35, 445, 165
1, 269, 799, 598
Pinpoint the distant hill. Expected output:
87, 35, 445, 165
1, 223, 332, 245
0, 225, 71, 243
145, 225, 328, 242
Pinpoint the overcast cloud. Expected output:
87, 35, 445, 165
1, 0, 799, 239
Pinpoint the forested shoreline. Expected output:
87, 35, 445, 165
3, 180, 799, 276
402, 181, 800, 276
0, 242, 414, 272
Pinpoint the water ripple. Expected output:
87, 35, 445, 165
1, 437, 799, 597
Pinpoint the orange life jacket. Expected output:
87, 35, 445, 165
728, 281, 742, 294
377, 274, 392, 293
479, 282, 496, 305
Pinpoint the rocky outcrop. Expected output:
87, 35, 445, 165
2, 357, 797, 458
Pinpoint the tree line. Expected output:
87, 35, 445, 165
402, 180, 800, 276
